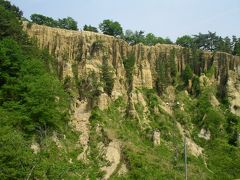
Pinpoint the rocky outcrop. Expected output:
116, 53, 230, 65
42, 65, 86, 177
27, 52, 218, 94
101, 140, 121, 179
24, 23, 240, 101
71, 100, 91, 161
198, 128, 211, 140
153, 129, 161, 146
30, 143, 40, 154
227, 71, 240, 116
177, 122, 203, 157
23, 23, 240, 179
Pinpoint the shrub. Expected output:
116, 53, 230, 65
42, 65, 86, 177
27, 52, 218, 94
192, 76, 201, 96
101, 57, 114, 96
123, 53, 135, 93
182, 64, 193, 85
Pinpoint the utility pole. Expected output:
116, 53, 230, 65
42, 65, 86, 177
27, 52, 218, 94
184, 136, 187, 180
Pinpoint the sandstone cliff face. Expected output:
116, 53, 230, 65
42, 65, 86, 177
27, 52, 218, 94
23, 23, 240, 178
24, 23, 240, 114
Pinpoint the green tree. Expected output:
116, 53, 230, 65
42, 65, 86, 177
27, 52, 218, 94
123, 53, 135, 92
176, 35, 194, 48
223, 36, 232, 53
233, 38, 240, 55
164, 37, 173, 44
144, 33, 158, 46
101, 57, 114, 96
99, 19, 123, 37
182, 64, 193, 85
155, 54, 166, 95
83, 25, 98, 32
58, 17, 78, 30
192, 76, 201, 96
0, 125, 34, 179
0, 0, 22, 18
77, 72, 101, 101
0, 38, 22, 88
30, 14, 58, 27
124, 30, 172, 46
226, 112, 239, 146
124, 30, 145, 45
169, 48, 177, 77
193, 31, 219, 51
31, 14, 78, 30
0, 6, 22, 40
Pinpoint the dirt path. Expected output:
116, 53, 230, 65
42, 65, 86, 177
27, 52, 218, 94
72, 100, 91, 161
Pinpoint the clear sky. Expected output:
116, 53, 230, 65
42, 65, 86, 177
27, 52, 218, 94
9, 0, 240, 41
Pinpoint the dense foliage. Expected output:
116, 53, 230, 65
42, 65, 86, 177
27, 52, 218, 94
99, 19, 123, 37
176, 31, 240, 56
101, 56, 114, 96
83, 24, 98, 32
1, 0, 240, 179
123, 53, 135, 92
30, 13, 78, 30
0, 1, 73, 179
124, 30, 172, 45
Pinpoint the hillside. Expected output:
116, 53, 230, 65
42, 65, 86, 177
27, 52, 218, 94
22, 23, 240, 179
1, 0, 240, 178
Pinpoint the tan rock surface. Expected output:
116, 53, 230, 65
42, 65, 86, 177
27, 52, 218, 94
101, 140, 121, 179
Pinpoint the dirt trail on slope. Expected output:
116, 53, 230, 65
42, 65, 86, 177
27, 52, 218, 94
101, 140, 121, 179
72, 100, 91, 161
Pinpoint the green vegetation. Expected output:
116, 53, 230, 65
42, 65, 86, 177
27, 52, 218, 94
123, 53, 135, 92
90, 40, 105, 55
174, 84, 240, 179
57, 17, 78, 30
2, 0, 240, 179
124, 29, 172, 45
182, 64, 193, 85
177, 31, 240, 55
28, 13, 240, 56
155, 54, 166, 95
192, 76, 201, 96
30, 14, 78, 30
169, 48, 177, 77
0, 1, 85, 179
89, 95, 212, 179
83, 24, 98, 32
101, 56, 114, 96
217, 53, 228, 103
0, 5, 22, 40
77, 72, 102, 102
99, 19, 123, 37
176, 35, 194, 48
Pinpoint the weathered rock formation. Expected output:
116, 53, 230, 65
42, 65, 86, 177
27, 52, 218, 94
153, 129, 161, 146
23, 23, 240, 178
24, 24, 240, 109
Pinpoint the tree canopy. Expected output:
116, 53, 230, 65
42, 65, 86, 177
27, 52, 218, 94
99, 19, 123, 37
176, 31, 240, 55
0, 2, 70, 178
83, 25, 98, 32
58, 17, 78, 30
123, 30, 172, 45
30, 13, 78, 30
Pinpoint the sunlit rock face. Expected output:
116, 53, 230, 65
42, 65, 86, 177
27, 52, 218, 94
24, 23, 240, 116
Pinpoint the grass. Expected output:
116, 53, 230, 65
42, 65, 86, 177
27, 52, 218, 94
88, 95, 212, 179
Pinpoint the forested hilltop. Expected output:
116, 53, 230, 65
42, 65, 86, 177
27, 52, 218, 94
1, 0, 240, 179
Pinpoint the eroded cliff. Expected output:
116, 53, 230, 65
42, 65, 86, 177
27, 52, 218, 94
23, 23, 240, 179
25, 24, 239, 96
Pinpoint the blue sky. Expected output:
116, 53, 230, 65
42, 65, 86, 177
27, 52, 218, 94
9, 0, 240, 41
